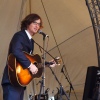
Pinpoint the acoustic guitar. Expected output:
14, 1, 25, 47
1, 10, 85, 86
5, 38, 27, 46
8, 52, 61, 87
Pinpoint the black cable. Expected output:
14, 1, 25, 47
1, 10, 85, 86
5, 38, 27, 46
40, 0, 81, 99
40, 0, 70, 80
48, 26, 92, 52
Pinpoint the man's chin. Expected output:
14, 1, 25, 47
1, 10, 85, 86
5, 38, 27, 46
32, 32, 37, 36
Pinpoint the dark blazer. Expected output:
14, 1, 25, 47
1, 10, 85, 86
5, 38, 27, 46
1, 30, 34, 85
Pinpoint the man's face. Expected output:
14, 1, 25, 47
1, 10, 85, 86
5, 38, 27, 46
27, 19, 41, 36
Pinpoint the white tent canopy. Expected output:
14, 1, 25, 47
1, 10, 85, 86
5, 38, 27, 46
0, 0, 98, 100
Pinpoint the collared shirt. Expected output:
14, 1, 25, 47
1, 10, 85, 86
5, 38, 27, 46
25, 30, 32, 40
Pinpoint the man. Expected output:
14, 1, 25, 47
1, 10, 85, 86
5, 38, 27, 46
1, 13, 56, 100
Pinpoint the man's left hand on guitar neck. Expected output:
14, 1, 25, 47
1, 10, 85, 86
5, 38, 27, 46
45, 59, 58, 68
48, 60, 57, 68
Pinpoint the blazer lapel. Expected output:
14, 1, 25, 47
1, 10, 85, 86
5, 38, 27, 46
22, 30, 34, 53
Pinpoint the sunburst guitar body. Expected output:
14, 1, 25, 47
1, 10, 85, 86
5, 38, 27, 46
8, 52, 43, 87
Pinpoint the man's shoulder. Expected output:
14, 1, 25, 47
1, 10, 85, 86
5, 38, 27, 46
11, 30, 26, 40
15, 30, 25, 35
13, 30, 26, 37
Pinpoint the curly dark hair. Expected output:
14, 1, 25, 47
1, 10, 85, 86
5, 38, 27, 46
21, 13, 43, 30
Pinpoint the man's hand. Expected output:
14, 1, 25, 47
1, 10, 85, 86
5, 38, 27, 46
49, 57, 61, 67
49, 60, 57, 68
29, 63, 38, 74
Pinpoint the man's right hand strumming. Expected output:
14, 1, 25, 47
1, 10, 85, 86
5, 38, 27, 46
29, 63, 38, 74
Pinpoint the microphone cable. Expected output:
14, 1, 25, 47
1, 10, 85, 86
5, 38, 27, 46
40, 1, 82, 100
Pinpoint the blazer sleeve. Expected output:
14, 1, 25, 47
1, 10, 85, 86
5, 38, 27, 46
10, 33, 31, 68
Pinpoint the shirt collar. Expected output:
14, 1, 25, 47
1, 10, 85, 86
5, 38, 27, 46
25, 30, 32, 40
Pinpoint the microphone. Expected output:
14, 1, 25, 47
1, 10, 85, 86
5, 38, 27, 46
38, 30, 49, 37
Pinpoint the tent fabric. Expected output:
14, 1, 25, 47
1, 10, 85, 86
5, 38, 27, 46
0, 0, 98, 100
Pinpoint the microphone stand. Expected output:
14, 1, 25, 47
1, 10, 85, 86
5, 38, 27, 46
61, 65, 78, 100
34, 40, 70, 100
37, 35, 47, 100
49, 66, 70, 100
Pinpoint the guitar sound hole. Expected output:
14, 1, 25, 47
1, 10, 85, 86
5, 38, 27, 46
33, 62, 38, 66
